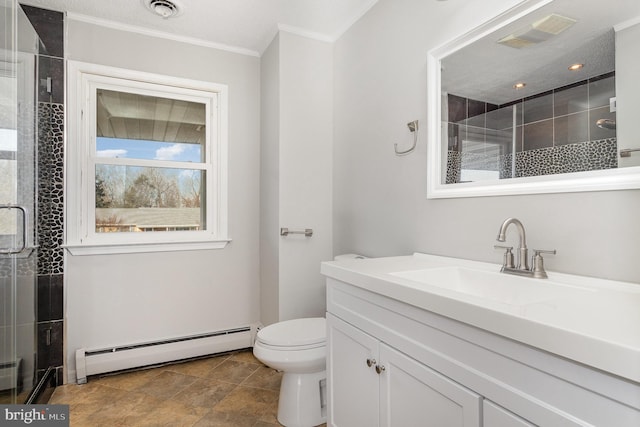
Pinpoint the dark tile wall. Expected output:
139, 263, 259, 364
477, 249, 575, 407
447, 72, 616, 152
446, 94, 498, 151
445, 72, 617, 182
21, 4, 65, 387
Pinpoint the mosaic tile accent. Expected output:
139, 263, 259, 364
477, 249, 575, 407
446, 138, 618, 183
22, 3, 66, 394
503, 138, 618, 178
37, 102, 64, 276
446, 151, 461, 184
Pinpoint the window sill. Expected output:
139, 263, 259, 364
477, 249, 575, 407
64, 239, 231, 256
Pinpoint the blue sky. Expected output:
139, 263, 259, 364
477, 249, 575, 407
96, 137, 201, 162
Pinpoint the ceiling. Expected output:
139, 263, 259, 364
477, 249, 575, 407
442, 0, 640, 105
19, 0, 379, 56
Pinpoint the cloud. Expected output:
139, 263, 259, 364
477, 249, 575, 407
97, 149, 127, 158
155, 144, 186, 161
180, 169, 196, 179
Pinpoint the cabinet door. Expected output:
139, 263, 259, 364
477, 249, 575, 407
379, 344, 481, 427
327, 313, 380, 427
484, 401, 535, 427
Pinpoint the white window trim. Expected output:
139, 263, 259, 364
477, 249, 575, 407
65, 61, 230, 255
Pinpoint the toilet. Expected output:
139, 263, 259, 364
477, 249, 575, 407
253, 317, 327, 427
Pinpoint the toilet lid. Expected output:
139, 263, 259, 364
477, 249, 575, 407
257, 317, 326, 347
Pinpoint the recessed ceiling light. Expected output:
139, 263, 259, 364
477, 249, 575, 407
513, 82, 526, 89
142, 0, 184, 19
568, 63, 584, 71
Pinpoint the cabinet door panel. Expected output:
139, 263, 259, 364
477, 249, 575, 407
379, 344, 481, 427
484, 401, 535, 427
327, 313, 379, 427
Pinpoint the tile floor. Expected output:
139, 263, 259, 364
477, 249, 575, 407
49, 349, 325, 427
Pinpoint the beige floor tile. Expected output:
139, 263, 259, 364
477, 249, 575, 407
241, 366, 282, 391
173, 377, 236, 409
213, 386, 278, 419
165, 355, 228, 379
93, 367, 163, 391
228, 350, 261, 365
257, 394, 279, 425
192, 409, 259, 427
50, 350, 327, 427
207, 360, 260, 384
59, 382, 124, 407
134, 371, 199, 400
129, 399, 210, 427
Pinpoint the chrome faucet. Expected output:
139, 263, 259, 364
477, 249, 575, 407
495, 218, 556, 279
496, 217, 529, 271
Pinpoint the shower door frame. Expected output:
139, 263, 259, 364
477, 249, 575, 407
0, 0, 39, 404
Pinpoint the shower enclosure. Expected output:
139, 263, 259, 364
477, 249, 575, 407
0, 0, 40, 404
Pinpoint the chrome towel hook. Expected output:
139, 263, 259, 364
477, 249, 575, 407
394, 120, 418, 155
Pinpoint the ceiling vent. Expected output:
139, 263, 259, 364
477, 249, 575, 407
143, 0, 184, 19
497, 13, 576, 49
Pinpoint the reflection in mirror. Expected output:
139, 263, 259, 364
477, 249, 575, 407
427, 0, 640, 198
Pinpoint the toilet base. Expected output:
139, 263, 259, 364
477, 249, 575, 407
277, 370, 326, 427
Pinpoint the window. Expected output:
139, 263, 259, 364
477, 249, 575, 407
67, 62, 229, 254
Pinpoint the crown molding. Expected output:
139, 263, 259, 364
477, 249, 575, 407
66, 12, 260, 57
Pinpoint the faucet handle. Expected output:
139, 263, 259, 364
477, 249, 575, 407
531, 249, 556, 279
494, 245, 515, 269
533, 249, 556, 256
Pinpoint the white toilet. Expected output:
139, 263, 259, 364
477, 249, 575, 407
253, 317, 327, 427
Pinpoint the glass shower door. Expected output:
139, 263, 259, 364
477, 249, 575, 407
0, 0, 39, 404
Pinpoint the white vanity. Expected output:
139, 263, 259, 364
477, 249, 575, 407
321, 254, 640, 426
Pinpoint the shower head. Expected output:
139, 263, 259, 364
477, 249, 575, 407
596, 118, 616, 130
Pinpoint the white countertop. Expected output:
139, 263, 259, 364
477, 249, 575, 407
321, 253, 640, 383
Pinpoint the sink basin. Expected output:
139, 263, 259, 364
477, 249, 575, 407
390, 266, 594, 306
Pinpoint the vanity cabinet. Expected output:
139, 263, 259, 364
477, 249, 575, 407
325, 277, 640, 427
328, 313, 481, 426
483, 401, 535, 427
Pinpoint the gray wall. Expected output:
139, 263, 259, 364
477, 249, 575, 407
260, 34, 280, 326
260, 31, 334, 325
333, 0, 640, 283
65, 20, 261, 382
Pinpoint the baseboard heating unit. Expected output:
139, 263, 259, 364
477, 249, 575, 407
75, 326, 254, 384
0, 359, 21, 391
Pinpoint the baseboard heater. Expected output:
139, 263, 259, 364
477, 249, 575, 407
0, 359, 21, 391
75, 326, 253, 384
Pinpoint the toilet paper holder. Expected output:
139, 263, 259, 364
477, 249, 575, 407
280, 227, 313, 237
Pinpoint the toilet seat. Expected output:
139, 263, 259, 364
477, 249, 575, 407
256, 317, 326, 348
256, 340, 325, 351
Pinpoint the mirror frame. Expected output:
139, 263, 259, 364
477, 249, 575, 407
426, 0, 640, 199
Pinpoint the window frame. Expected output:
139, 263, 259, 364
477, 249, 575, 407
66, 61, 229, 255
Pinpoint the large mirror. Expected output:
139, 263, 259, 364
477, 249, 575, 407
427, 0, 640, 198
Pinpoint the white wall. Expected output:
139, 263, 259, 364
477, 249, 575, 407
64, 20, 261, 381
333, 0, 640, 283
259, 34, 281, 326
260, 31, 334, 325
617, 20, 640, 168
278, 32, 333, 320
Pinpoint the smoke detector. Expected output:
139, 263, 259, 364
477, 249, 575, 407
143, 0, 184, 19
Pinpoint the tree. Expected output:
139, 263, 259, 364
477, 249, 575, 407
95, 165, 126, 208
181, 172, 201, 207
123, 168, 181, 208
95, 176, 108, 208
